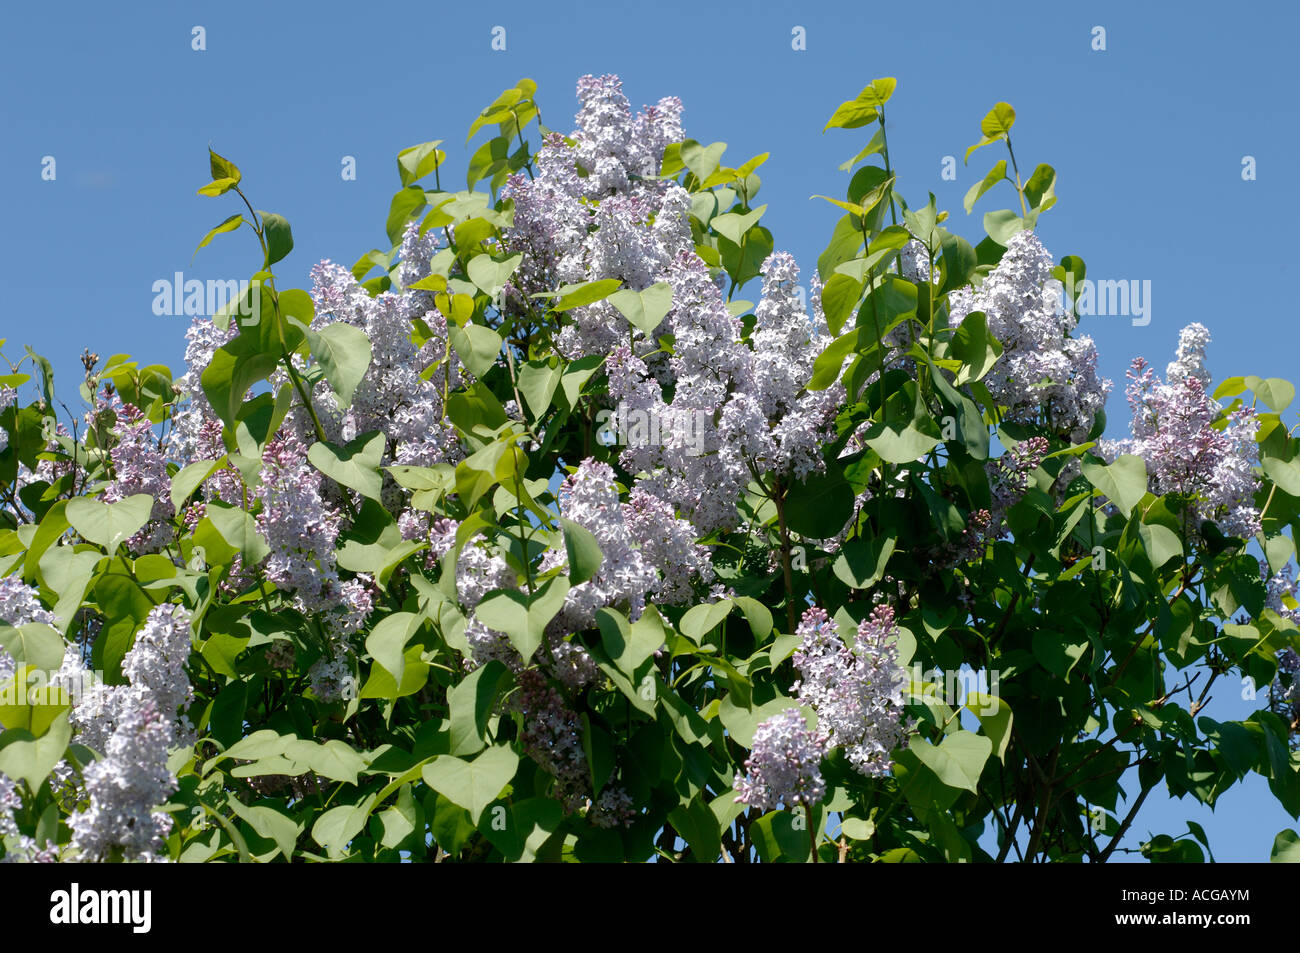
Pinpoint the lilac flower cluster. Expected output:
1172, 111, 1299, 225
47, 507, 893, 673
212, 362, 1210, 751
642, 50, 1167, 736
170, 316, 237, 466
949, 231, 1110, 442
506, 75, 842, 543
733, 707, 827, 811
65, 604, 195, 862
308, 224, 463, 471
102, 400, 175, 553
256, 432, 374, 698
1104, 324, 1260, 539
0, 774, 57, 863
791, 605, 910, 778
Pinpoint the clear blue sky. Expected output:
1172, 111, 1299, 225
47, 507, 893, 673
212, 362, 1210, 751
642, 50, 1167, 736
2, 0, 1297, 860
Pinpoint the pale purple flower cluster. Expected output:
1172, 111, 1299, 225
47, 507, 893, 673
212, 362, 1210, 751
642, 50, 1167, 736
64, 604, 195, 862
69, 698, 177, 861
102, 401, 175, 553
733, 707, 827, 811
309, 223, 462, 473
1106, 324, 1260, 539
961, 437, 1050, 556
541, 459, 660, 629
949, 231, 1110, 442
791, 605, 909, 778
589, 785, 636, 829
257, 432, 374, 698
170, 315, 237, 465
507, 76, 841, 538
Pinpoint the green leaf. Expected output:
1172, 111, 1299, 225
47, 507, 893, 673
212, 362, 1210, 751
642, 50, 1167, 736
259, 212, 294, 268
680, 140, 727, 183
170, 458, 221, 510
397, 141, 445, 187
194, 502, 270, 565
608, 282, 674, 335
308, 431, 385, 503
194, 213, 244, 258
560, 517, 604, 585
365, 611, 420, 687
1271, 829, 1300, 862
0, 710, 71, 789
963, 160, 1007, 214
782, 468, 855, 538
862, 419, 942, 464
311, 794, 379, 854
823, 78, 895, 130
448, 324, 502, 380
516, 359, 560, 420
66, 494, 153, 553
832, 533, 896, 589
421, 745, 520, 824
466, 253, 522, 299
0, 623, 66, 673
545, 279, 622, 311
1082, 455, 1148, 515
448, 660, 510, 756
209, 148, 241, 185
1247, 376, 1296, 413
473, 576, 570, 662
386, 186, 428, 245
306, 323, 372, 408
820, 274, 862, 336
965, 694, 1013, 762
909, 731, 991, 794
951, 310, 1002, 384
680, 599, 734, 644
710, 205, 767, 245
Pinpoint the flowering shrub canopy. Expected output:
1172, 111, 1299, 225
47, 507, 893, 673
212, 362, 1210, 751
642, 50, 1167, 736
1, 75, 1298, 863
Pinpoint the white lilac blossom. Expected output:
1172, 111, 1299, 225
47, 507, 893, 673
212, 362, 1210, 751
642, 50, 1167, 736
308, 223, 463, 472
733, 707, 827, 811
170, 315, 237, 465
948, 231, 1110, 443
792, 605, 910, 777
1104, 324, 1260, 539
102, 400, 175, 553
541, 459, 659, 630
69, 698, 177, 861
257, 432, 374, 699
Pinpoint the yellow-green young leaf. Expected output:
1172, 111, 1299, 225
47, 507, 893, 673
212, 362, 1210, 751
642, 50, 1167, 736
545, 279, 622, 312
819, 274, 862, 336
963, 160, 1007, 214
196, 177, 239, 197
980, 102, 1016, 139
811, 194, 868, 216
209, 148, 242, 185
965, 694, 1014, 762
0, 710, 71, 789
365, 612, 420, 689
823, 78, 896, 131
710, 204, 767, 245
397, 140, 445, 187
194, 213, 244, 258
1081, 454, 1148, 515
307, 431, 386, 503
170, 458, 222, 510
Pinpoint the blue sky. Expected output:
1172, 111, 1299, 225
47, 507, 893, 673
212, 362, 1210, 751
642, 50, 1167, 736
3, 0, 1297, 859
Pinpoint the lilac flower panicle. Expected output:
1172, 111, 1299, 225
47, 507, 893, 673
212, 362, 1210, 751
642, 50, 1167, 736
733, 707, 827, 811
